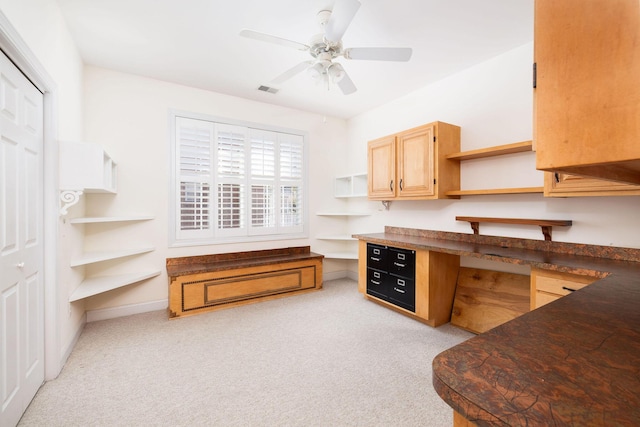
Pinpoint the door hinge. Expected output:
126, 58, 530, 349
533, 62, 537, 89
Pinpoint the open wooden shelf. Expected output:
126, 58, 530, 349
456, 216, 572, 241
446, 141, 533, 160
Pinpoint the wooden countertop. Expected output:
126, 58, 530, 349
353, 227, 640, 426
166, 246, 324, 277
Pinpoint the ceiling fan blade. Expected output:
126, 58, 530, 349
344, 47, 413, 62
337, 70, 357, 95
239, 29, 309, 51
324, 0, 361, 43
272, 61, 313, 84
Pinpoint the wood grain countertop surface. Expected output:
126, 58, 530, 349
353, 227, 640, 426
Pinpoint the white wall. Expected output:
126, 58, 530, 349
81, 66, 350, 311
0, 0, 86, 375
345, 42, 640, 274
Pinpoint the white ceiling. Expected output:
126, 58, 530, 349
55, 0, 534, 119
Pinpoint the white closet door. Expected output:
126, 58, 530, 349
0, 48, 44, 427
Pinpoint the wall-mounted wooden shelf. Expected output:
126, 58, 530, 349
444, 141, 540, 197
446, 141, 533, 160
445, 187, 544, 197
456, 216, 572, 241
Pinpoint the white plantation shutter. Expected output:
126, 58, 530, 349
249, 130, 276, 233
279, 134, 304, 231
176, 117, 213, 240
216, 124, 246, 236
171, 113, 306, 244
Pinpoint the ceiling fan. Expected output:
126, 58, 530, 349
240, 0, 412, 95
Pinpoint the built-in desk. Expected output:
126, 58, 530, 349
353, 227, 640, 426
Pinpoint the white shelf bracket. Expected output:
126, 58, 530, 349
59, 190, 83, 216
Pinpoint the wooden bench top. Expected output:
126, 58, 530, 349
166, 246, 324, 277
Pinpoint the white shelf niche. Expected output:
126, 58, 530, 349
69, 270, 161, 302
316, 212, 370, 217
69, 215, 154, 224
334, 173, 368, 198
59, 140, 117, 193
70, 247, 155, 267
316, 235, 357, 241
321, 252, 359, 260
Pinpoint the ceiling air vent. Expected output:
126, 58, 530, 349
258, 85, 278, 94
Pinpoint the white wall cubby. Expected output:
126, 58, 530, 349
61, 141, 159, 302
315, 174, 370, 260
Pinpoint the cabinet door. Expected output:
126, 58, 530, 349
535, 0, 640, 184
368, 135, 396, 199
397, 125, 434, 198
544, 172, 640, 197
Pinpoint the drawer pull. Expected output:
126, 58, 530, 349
562, 286, 577, 292
370, 257, 381, 262
371, 280, 381, 285
397, 279, 405, 286
393, 287, 405, 294
394, 262, 406, 268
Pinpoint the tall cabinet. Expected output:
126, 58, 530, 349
368, 121, 460, 200
534, 0, 640, 185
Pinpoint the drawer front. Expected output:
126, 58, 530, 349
387, 276, 415, 312
366, 243, 388, 271
535, 274, 595, 296
366, 268, 389, 299
388, 247, 416, 279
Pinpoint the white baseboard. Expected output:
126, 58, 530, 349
86, 299, 168, 322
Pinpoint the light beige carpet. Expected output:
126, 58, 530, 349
19, 278, 472, 426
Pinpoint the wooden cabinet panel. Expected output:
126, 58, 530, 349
367, 136, 396, 199
534, 0, 640, 185
367, 121, 459, 200
530, 268, 598, 310
544, 172, 640, 197
358, 240, 459, 327
168, 252, 323, 318
397, 126, 434, 197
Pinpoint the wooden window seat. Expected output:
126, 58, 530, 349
166, 246, 323, 319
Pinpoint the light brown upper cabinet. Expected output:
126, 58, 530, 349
544, 172, 640, 197
534, 0, 640, 185
368, 121, 460, 200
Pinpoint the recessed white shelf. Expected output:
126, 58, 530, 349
334, 173, 368, 198
69, 270, 161, 302
321, 252, 359, 260
316, 235, 357, 241
59, 140, 117, 193
70, 247, 155, 267
69, 216, 154, 224
316, 212, 370, 216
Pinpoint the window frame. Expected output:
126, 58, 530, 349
169, 109, 309, 247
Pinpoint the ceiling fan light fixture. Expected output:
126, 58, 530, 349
307, 62, 326, 80
328, 63, 345, 83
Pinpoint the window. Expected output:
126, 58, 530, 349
170, 112, 307, 245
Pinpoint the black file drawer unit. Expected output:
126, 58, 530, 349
366, 243, 416, 312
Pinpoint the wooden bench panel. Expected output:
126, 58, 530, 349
167, 247, 323, 319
